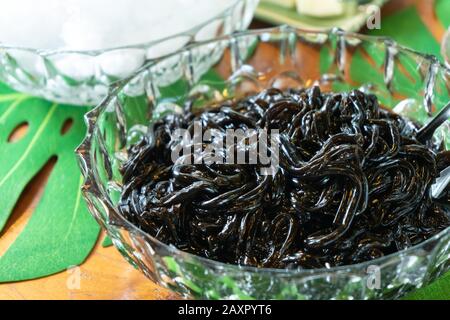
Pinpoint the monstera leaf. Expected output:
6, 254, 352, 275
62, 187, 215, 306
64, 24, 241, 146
0, 82, 100, 282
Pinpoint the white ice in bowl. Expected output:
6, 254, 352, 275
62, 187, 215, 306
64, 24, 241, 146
0, 0, 235, 81
50, 54, 96, 81
0, 0, 233, 51
97, 49, 146, 79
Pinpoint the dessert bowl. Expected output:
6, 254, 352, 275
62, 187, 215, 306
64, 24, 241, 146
0, 0, 258, 105
76, 26, 450, 299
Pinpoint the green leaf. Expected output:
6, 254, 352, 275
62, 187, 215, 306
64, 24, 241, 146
0, 84, 100, 282
367, 6, 441, 58
436, 0, 450, 28
404, 271, 450, 300
102, 236, 113, 247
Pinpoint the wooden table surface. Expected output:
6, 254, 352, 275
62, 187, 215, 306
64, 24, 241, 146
0, 0, 445, 300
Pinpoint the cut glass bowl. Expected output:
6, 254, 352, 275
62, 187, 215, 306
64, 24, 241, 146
76, 26, 450, 300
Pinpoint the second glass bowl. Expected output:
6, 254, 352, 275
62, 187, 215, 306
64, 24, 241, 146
0, 0, 258, 106
76, 26, 450, 299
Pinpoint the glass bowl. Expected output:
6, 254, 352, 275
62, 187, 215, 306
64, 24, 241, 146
76, 26, 450, 300
0, 0, 258, 106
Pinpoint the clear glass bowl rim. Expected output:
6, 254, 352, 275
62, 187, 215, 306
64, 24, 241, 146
77, 25, 450, 277
0, 0, 246, 55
